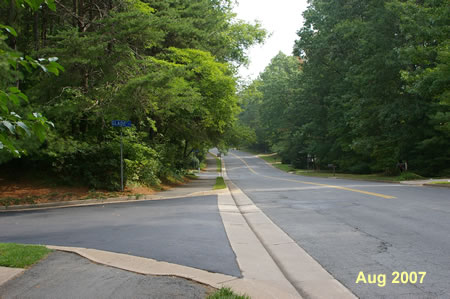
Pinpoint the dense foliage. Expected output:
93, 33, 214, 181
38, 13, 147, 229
239, 0, 449, 176
0, 0, 266, 189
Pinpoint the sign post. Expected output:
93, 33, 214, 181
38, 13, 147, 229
328, 164, 336, 177
112, 120, 132, 191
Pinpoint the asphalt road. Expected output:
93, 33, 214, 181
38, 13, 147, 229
0, 195, 241, 277
0, 251, 212, 299
224, 150, 450, 299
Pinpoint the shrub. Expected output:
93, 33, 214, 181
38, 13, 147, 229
397, 171, 423, 181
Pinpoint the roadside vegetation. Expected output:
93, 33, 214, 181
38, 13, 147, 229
212, 154, 226, 190
0, 0, 266, 193
216, 156, 223, 173
237, 0, 449, 178
0, 243, 51, 268
257, 153, 426, 182
207, 287, 250, 299
213, 177, 226, 190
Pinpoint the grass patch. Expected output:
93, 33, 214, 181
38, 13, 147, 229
213, 177, 226, 190
257, 154, 295, 172
294, 170, 423, 182
255, 152, 426, 182
0, 196, 38, 207
0, 243, 52, 268
215, 156, 222, 173
257, 153, 280, 164
207, 287, 250, 299
427, 181, 450, 185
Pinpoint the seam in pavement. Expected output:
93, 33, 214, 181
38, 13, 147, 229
222, 154, 357, 299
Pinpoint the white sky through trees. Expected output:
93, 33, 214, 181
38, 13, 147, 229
233, 0, 309, 80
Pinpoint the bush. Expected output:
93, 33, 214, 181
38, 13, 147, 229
124, 142, 161, 187
40, 130, 162, 190
397, 171, 423, 181
383, 167, 401, 177
347, 163, 372, 174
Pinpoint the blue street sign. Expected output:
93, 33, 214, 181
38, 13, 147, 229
111, 120, 132, 127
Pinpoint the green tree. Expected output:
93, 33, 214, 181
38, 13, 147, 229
0, 0, 61, 157
1, 0, 266, 189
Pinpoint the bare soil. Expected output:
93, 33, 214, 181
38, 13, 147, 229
0, 171, 195, 207
0, 177, 157, 206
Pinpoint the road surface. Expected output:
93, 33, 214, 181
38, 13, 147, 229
223, 150, 450, 299
0, 195, 240, 277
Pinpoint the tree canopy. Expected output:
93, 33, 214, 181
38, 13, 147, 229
239, 0, 449, 176
0, 0, 266, 189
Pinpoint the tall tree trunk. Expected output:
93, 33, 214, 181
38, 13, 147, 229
33, 10, 39, 51
72, 0, 77, 27
183, 141, 189, 158
78, 0, 84, 32
7, 0, 17, 50
83, 69, 89, 91
41, 7, 48, 48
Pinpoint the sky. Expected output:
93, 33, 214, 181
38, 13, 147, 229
233, 0, 309, 80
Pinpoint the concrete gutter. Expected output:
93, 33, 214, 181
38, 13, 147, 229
221, 155, 357, 299
218, 188, 300, 298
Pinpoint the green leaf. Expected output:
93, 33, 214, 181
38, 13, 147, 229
8, 94, 20, 106
1, 121, 15, 134
24, 0, 41, 10
45, 0, 56, 11
8, 87, 21, 93
0, 92, 9, 113
0, 25, 17, 37
19, 60, 32, 73
32, 124, 46, 142
10, 112, 22, 119
17, 92, 28, 102
16, 121, 31, 136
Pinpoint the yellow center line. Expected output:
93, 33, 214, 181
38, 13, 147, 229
230, 153, 396, 199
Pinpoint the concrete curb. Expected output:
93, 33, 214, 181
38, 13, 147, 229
46, 246, 235, 288
222, 153, 357, 299
45, 245, 293, 299
218, 188, 300, 299
0, 190, 224, 213
0, 266, 24, 286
